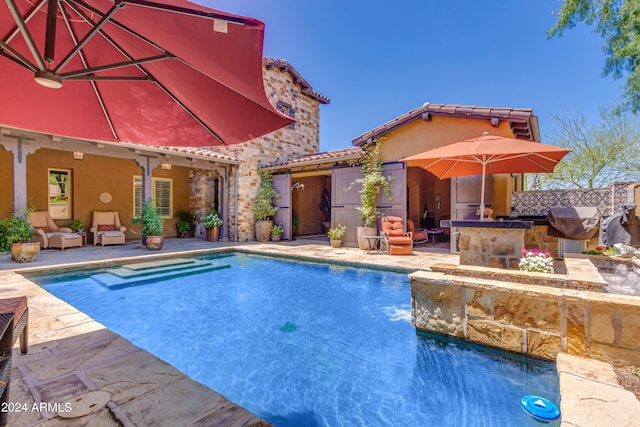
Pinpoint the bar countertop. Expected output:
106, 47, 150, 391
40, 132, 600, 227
441, 220, 534, 229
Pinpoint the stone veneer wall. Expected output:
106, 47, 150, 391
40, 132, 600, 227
458, 227, 525, 269
410, 269, 640, 366
213, 65, 322, 241
525, 225, 600, 259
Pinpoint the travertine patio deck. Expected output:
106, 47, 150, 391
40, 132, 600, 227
0, 238, 636, 426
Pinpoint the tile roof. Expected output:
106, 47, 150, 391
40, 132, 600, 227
264, 58, 330, 104
114, 142, 239, 164
261, 147, 364, 170
351, 102, 539, 146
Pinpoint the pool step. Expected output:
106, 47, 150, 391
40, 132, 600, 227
92, 258, 230, 290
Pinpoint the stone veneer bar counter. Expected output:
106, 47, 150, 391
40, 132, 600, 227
442, 220, 533, 269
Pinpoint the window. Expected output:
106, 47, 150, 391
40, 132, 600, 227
133, 176, 173, 218
48, 169, 72, 219
277, 101, 295, 129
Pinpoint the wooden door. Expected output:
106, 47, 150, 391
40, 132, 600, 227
377, 162, 407, 227
331, 166, 362, 246
272, 173, 291, 240
450, 174, 491, 252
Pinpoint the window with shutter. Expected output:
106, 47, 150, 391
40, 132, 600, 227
133, 176, 172, 218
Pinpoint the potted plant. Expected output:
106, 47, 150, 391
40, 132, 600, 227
203, 210, 223, 242
327, 223, 346, 248
175, 209, 197, 238
270, 223, 284, 241
253, 170, 280, 242
69, 220, 84, 233
346, 137, 393, 250
292, 217, 300, 238
0, 210, 40, 262
132, 200, 164, 250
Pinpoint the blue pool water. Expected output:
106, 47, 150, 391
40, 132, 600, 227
34, 254, 559, 426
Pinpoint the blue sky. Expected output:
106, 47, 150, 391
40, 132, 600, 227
204, 1, 623, 152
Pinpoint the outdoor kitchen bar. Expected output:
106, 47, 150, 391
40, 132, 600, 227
442, 220, 534, 269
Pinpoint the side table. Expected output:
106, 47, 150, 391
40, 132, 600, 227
362, 235, 383, 254
76, 232, 87, 247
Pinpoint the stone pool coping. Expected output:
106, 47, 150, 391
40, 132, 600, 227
0, 242, 637, 425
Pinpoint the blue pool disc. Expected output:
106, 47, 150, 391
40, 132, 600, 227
521, 395, 560, 422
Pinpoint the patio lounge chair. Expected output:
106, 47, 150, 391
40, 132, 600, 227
0, 296, 28, 354
27, 211, 82, 250
381, 216, 413, 255
407, 219, 429, 245
91, 211, 126, 246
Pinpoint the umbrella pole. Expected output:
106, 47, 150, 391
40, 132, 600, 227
479, 161, 486, 222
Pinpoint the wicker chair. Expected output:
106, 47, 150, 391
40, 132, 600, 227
91, 211, 126, 246
27, 211, 82, 250
0, 297, 28, 354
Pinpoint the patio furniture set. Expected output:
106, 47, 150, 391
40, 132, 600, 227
28, 211, 126, 251
364, 216, 449, 255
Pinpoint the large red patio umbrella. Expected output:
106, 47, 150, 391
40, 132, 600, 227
0, 0, 294, 146
400, 133, 571, 220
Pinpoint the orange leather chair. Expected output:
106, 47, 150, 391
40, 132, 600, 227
381, 216, 413, 255
407, 219, 429, 245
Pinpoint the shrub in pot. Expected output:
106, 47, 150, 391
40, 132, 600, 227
270, 223, 284, 242
175, 209, 197, 238
253, 170, 279, 242
346, 138, 393, 249
132, 200, 164, 250
0, 210, 40, 262
203, 211, 222, 242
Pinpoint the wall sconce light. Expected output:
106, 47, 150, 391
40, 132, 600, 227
436, 193, 441, 210
73, 151, 84, 161
511, 173, 519, 178
291, 181, 304, 191
160, 162, 172, 170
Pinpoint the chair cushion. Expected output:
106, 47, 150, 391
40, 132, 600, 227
99, 231, 123, 237
388, 236, 412, 245
413, 230, 428, 240
98, 224, 116, 231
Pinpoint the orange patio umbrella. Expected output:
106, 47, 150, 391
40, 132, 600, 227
400, 133, 571, 220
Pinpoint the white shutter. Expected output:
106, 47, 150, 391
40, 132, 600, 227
154, 178, 172, 218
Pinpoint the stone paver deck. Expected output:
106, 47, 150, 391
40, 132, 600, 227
0, 238, 636, 426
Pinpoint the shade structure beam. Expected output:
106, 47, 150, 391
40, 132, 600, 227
0, 43, 39, 72
60, 53, 175, 79
4, 0, 47, 70
53, 2, 123, 74
44, 0, 59, 63
150, 72, 226, 145
59, 2, 119, 140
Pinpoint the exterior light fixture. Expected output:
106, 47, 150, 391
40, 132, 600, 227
73, 151, 84, 161
34, 70, 62, 89
160, 162, 172, 170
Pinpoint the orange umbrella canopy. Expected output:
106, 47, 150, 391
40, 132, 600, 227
401, 133, 571, 179
400, 133, 571, 220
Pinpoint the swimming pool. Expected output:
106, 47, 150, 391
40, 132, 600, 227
34, 254, 559, 426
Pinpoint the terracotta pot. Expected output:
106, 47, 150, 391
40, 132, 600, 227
357, 226, 377, 250
145, 236, 165, 250
330, 239, 342, 248
271, 235, 281, 242
255, 220, 273, 242
206, 226, 220, 242
10, 242, 41, 263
